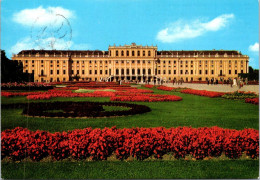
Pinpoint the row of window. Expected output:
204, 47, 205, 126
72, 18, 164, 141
23, 59, 246, 65
113, 50, 151, 57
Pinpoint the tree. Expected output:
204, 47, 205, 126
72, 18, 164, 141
1, 50, 33, 83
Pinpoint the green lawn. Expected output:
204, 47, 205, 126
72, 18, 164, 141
2, 160, 258, 179
1, 87, 259, 179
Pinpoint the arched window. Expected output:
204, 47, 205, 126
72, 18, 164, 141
127, 51, 129, 56
132, 51, 135, 56
132, 69, 135, 75
137, 51, 140, 56
116, 50, 118, 56
148, 51, 151, 56
143, 51, 145, 56
143, 69, 146, 75
121, 69, 124, 75
137, 69, 140, 75
116, 69, 119, 75
121, 51, 124, 56
148, 69, 151, 75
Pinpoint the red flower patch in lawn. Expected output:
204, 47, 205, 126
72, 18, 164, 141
180, 89, 225, 98
1, 127, 258, 161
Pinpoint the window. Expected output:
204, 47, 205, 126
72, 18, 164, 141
57, 78, 60, 82
143, 69, 145, 74
158, 70, 161, 74
211, 70, 214, 74
168, 70, 171, 74
41, 60, 44, 63
63, 61, 66, 63
89, 70, 92, 74
121, 69, 124, 75
95, 70, 97, 74
199, 70, 202, 74
63, 70, 66, 74
174, 61, 176, 64
32, 70, 34, 74
143, 60, 145, 64
105, 70, 108, 74
229, 70, 231, 74
121, 51, 124, 56
163, 70, 166, 74
109, 51, 111, 56
50, 78, 53, 82
186, 60, 188, 64
191, 70, 193, 74
185, 70, 188, 74
235, 70, 237, 74
148, 51, 151, 56
50, 70, 53, 74
174, 70, 176, 74
143, 51, 145, 56
82, 70, 85, 74
50, 60, 53, 63
41, 70, 44, 75
148, 69, 151, 75
137, 51, 140, 56
116, 69, 119, 75
116, 60, 118, 64
72, 70, 74, 74
229, 60, 231, 64
25, 60, 28, 63
32, 60, 34, 63
180, 70, 183, 74
76, 70, 79, 74
89, 61, 92, 64
100, 70, 102, 74
127, 51, 129, 56
63, 78, 66, 81
127, 69, 129, 75
191, 61, 193, 64
132, 69, 135, 75
116, 50, 118, 56
121, 60, 124, 64
137, 69, 140, 75
132, 51, 135, 56
137, 60, 140, 64
235, 61, 237, 64
241, 70, 243, 73
132, 60, 135, 64
25, 70, 28, 73
57, 61, 59, 63
163, 61, 166, 64
180, 61, 183, 64
169, 61, 171, 64
205, 70, 208, 74
205, 61, 208, 64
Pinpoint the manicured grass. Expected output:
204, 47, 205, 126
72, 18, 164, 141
1, 87, 259, 179
2, 160, 258, 179
1, 90, 258, 132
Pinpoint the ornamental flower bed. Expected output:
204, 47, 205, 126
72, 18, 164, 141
110, 94, 182, 102
180, 89, 225, 98
1, 82, 53, 90
1, 126, 258, 161
245, 98, 259, 105
157, 86, 175, 91
222, 91, 258, 100
144, 85, 154, 88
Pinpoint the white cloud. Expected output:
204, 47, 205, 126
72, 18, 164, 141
156, 14, 234, 43
10, 37, 91, 55
13, 6, 74, 27
249, 42, 259, 52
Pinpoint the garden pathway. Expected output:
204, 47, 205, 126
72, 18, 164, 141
139, 82, 259, 94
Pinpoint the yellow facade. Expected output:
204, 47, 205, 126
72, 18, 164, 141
12, 43, 249, 82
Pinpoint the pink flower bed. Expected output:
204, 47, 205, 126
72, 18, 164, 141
2, 126, 258, 161
181, 89, 225, 98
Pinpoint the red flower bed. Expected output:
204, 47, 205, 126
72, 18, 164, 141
181, 89, 225, 98
157, 86, 175, 91
245, 98, 259, 105
110, 94, 182, 102
144, 85, 154, 88
1, 127, 258, 161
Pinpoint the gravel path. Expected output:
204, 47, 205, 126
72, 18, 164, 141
140, 82, 259, 94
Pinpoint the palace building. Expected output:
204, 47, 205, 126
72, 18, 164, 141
12, 43, 249, 83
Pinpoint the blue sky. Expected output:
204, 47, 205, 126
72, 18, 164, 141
1, 0, 259, 68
